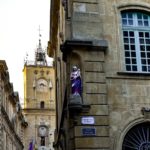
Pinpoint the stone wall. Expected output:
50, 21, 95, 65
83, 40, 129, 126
49, 0, 150, 149
0, 60, 25, 150
66, 0, 150, 149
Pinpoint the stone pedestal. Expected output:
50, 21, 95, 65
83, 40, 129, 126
68, 94, 82, 111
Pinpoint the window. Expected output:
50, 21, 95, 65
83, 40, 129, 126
122, 11, 150, 72
122, 122, 150, 150
40, 101, 44, 109
41, 137, 45, 146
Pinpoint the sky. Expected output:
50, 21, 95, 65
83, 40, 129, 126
0, 0, 51, 102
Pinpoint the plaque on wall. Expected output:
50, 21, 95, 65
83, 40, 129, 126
81, 116, 95, 125
82, 127, 96, 136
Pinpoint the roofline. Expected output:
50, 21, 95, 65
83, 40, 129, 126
0, 60, 8, 71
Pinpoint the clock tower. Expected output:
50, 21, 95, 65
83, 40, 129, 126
23, 37, 55, 150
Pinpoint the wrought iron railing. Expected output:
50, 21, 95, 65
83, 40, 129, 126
24, 60, 53, 67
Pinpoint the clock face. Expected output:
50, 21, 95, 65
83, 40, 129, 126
37, 79, 48, 92
39, 126, 47, 137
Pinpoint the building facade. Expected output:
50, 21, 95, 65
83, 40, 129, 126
0, 60, 27, 150
23, 39, 56, 150
48, 0, 150, 150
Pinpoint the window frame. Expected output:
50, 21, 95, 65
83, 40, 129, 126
122, 11, 150, 73
41, 136, 45, 146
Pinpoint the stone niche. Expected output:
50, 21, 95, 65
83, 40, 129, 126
68, 52, 83, 112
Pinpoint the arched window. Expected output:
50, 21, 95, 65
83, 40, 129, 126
122, 11, 150, 72
122, 122, 150, 150
40, 101, 45, 109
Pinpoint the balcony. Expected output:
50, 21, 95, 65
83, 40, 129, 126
24, 60, 53, 67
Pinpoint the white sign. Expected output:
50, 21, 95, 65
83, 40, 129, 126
81, 116, 95, 125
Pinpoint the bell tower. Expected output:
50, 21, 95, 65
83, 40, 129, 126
23, 33, 55, 150
35, 38, 47, 65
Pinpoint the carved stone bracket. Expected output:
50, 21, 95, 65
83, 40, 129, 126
60, 39, 108, 62
68, 94, 83, 112
141, 107, 150, 118
68, 94, 91, 119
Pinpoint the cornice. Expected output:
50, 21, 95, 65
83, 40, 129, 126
60, 39, 108, 61
0, 60, 8, 72
48, 0, 60, 57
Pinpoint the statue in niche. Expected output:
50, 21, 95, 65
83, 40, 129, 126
70, 65, 82, 96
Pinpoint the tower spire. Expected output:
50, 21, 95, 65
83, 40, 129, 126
38, 25, 42, 38
35, 26, 47, 66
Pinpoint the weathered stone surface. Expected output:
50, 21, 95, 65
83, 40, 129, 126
85, 94, 107, 104
88, 105, 109, 115
72, 22, 102, 40
73, 13, 99, 22
84, 51, 104, 61
84, 61, 104, 72
75, 137, 109, 148
85, 72, 105, 83
86, 83, 106, 94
